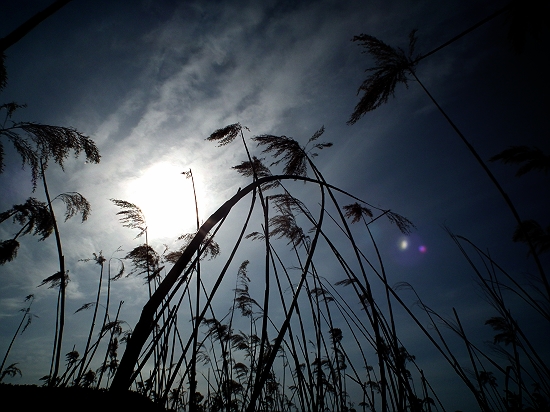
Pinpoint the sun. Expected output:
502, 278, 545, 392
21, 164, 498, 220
124, 162, 201, 240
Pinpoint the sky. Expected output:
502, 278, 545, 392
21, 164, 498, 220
0, 0, 549, 410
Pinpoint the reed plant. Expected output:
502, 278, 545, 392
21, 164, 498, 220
1, 69, 100, 384
0, 294, 36, 381
347, 23, 549, 302
99, 123, 453, 412
345, 2, 549, 410
1, 3, 547, 411
99, 124, 546, 411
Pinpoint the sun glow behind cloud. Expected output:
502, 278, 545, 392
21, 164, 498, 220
124, 162, 201, 240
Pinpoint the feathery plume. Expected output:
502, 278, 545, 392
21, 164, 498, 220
206, 123, 244, 146
348, 30, 418, 124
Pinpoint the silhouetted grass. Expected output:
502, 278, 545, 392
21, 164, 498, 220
348, 4, 550, 302
2, 3, 548, 411
346, 6, 549, 410
99, 125, 441, 411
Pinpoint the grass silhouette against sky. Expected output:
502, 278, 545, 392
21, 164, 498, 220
0, 1, 548, 411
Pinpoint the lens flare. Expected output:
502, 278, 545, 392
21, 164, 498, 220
392, 235, 428, 266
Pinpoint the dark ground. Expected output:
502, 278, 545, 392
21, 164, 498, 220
0, 383, 171, 412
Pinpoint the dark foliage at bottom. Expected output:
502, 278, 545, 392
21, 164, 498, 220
0, 383, 171, 412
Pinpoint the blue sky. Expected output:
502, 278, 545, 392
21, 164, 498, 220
0, 1, 549, 410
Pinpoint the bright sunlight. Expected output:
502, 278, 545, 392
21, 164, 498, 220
124, 162, 201, 240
